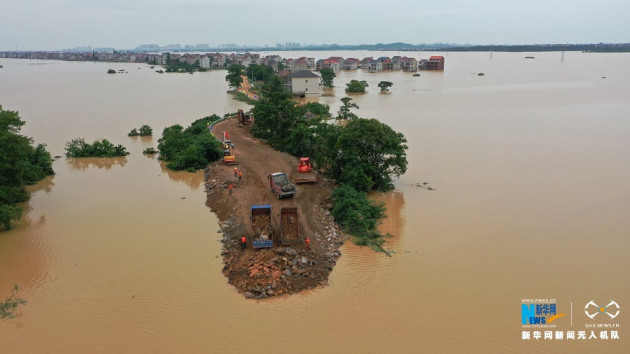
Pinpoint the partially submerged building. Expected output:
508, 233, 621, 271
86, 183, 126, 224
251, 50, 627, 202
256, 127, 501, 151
420, 56, 445, 70
286, 70, 321, 98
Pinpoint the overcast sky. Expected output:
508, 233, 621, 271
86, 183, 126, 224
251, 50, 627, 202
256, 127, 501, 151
3, 0, 629, 51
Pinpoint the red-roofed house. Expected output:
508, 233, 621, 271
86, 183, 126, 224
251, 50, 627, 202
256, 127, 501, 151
423, 56, 445, 70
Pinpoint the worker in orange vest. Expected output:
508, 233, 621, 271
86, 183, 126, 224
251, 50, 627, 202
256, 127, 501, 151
241, 235, 247, 249
229, 184, 233, 195
238, 170, 243, 181
305, 237, 310, 251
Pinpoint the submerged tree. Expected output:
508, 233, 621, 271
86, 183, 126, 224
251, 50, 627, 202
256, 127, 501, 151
320, 68, 335, 88
345, 80, 369, 93
0, 284, 27, 319
332, 118, 408, 192
378, 81, 393, 92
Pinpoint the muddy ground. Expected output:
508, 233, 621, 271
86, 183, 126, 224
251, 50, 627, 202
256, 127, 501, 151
205, 118, 348, 299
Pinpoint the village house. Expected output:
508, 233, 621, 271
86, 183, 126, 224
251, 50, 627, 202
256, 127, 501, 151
199, 56, 210, 69
379, 57, 393, 70
294, 58, 310, 71
420, 56, 445, 70
400, 57, 418, 71
368, 59, 383, 72
361, 57, 373, 69
342, 58, 360, 70
286, 70, 321, 98
285, 58, 295, 71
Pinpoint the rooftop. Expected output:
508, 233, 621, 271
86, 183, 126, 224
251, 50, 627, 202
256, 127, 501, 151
288, 70, 320, 78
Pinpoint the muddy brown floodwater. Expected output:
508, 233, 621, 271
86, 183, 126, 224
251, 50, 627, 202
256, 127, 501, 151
0, 52, 629, 352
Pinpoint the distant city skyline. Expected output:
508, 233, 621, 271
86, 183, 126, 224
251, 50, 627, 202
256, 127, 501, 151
3, 0, 629, 51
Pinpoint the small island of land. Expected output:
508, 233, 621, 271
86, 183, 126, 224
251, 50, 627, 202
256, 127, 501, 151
204, 119, 345, 298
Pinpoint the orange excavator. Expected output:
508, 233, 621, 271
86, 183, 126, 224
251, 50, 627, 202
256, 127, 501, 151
293, 157, 316, 184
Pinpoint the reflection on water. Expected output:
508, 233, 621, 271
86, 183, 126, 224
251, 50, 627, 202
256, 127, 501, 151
66, 157, 128, 171
25, 175, 55, 194
371, 190, 405, 246
158, 161, 205, 190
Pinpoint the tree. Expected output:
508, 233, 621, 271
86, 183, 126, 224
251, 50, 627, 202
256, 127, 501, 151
225, 64, 244, 89
0, 105, 54, 230
320, 68, 335, 88
251, 76, 300, 146
157, 116, 223, 171
332, 118, 408, 191
345, 80, 368, 93
337, 97, 359, 121
246, 64, 274, 83
64, 138, 129, 158
378, 81, 393, 92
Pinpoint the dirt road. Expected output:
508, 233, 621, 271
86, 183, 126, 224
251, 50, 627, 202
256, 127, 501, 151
205, 118, 346, 298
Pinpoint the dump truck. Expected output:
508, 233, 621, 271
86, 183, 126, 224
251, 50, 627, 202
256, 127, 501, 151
268, 172, 296, 199
293, 157, 317, 184
236, 109, 252, 127
279, 207, 299, 246
251, 205, 273, 248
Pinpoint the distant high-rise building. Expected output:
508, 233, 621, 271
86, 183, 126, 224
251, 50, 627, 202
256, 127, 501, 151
136, 44, 160, 51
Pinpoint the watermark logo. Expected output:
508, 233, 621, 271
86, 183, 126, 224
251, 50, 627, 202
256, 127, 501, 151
585, 300, 620, 320
521, 299, 566, 325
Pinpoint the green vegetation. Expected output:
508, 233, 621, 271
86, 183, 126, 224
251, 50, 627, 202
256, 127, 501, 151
319, 68, 335, 88
249, 79, 407, 253
233, 91, 257, 105
1, 106, 54, 230
412, 73, 420, 77
378, 81, 393, 92
246, 64, 275, 84
143, 147, 157, 154
300, 102, 331, 119
346, 80, 369, 93
157, 114, 223, 171
165, 61, 198, 73
331, 185, 386, 249
225, 64, 244, 89
107, 69, 116, 74
128, 125, 153, 136
64, 138, 129, 158
337, 97, 359, 121
331, 118, 407, 192
1, 285, 27, 319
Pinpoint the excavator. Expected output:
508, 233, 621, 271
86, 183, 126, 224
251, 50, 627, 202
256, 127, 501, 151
293, 157, 316, 184
236, 109, 252, 127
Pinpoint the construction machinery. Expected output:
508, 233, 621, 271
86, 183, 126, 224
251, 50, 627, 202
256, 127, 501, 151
293, 157, 317, 184
279, 207, 299, 246
268, 172, 296, 199
236, 109, 252, 127
251, 205, 273, 248
221, 131, 237, 165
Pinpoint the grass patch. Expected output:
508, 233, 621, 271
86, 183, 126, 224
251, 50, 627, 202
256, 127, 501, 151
231, 91, 257, 105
